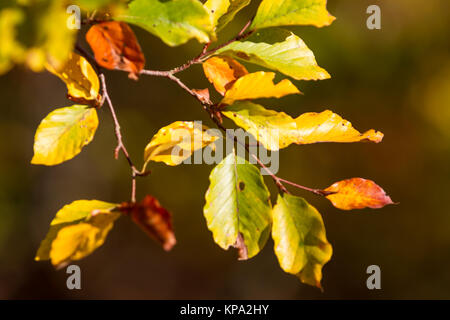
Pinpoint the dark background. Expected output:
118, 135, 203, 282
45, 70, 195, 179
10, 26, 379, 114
1, 0, 449, 299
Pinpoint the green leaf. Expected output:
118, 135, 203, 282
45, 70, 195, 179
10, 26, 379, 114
272, 193, 332, 289
222, 101, 383, 151
251, 0, 335, 30
204, 152, 272, 260
204, 0, 250, 32
117, 0, 214, 46
35, 200, 119, 267
31, 105, 99, 166
216, 29, 330, 80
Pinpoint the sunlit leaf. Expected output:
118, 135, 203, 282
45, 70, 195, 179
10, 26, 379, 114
46, 52, 101, 106
216, 29, 330, 81
204, 152, 272, 260
272, 193, 332, 289
117, 0, 214, 46
86, 21, 145, 80
202, 56, 248, 95
31, 105, 99, 166
204, 0, 250, 32
222, 101, 383, 150
325, 178, 394, 210
251, 0, 335, 30
221, 71, 300, 105
35, 200, 119, 268
144, 121, 218, 167
119, 195, 176, 251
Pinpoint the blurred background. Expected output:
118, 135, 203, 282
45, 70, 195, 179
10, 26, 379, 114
1, 0, 449, 299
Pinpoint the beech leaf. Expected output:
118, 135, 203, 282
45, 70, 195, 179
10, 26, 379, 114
222, 101, 383, 151
144, 121, 218, 167
204, 152, 272, 260
86, 21, 145, 80
251, 0, 336, 30
35, 200, 119, 268
221, 71, 301, 105
272, 193, 332, 289
117, 0, 215, 46
119, 195, 176, 251
46, 52, 101, 106
216, 30, 330, 81
31, 105, 99, 166
325, 178, 394, 210
204, 0, 251, 32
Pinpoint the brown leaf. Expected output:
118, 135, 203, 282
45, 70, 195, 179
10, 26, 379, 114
119, 195, 176, 250
86, 21, 145, 80
325, 178, 394, 210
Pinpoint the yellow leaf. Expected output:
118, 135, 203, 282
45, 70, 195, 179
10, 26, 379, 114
46, 52, 101, 106
204, 0, 250, 32
223, 102, 383, 150
31, 105, 99, 166
202, 56, 248, 95
144, 121, 218, 166
272, 194, 332, 289
221, 71, 301, 105
293, 110, 383, 144
325, 178, 394, 210
35, 200, 119, 267
251, 0, 335, 30
50, 212, 120, 267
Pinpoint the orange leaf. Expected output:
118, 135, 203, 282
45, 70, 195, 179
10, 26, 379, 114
325, 178, 394, 210
202, 56, 248, 95
120, 195, 176, 250
86, 21, 145, 80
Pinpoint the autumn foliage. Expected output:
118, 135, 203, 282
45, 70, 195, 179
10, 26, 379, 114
0, 0, 394, 289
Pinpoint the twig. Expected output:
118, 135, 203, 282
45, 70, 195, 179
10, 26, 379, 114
138, 19, 255, 77
99, 73, 149, 202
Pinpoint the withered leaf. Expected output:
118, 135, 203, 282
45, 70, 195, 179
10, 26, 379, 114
120, 195, 176, 250
86, 21, 145, 80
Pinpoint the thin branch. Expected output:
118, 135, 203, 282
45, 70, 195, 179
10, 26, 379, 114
138, 19, 255, 77
99, 73, 149, 202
